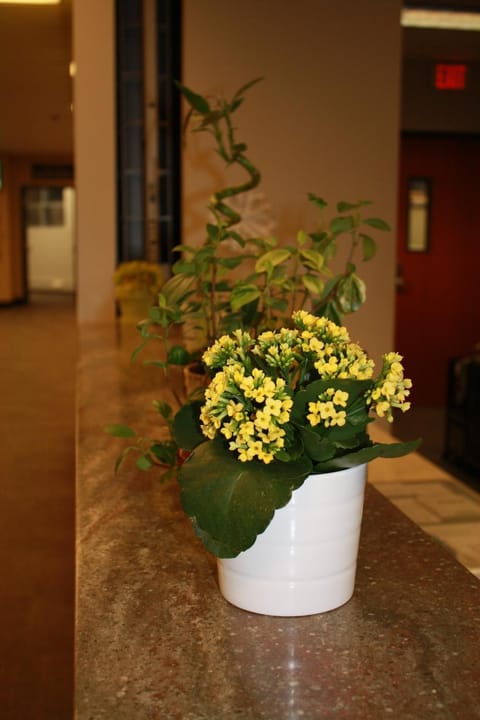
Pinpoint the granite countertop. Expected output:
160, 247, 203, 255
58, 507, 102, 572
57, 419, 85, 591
76, 324, 480, 720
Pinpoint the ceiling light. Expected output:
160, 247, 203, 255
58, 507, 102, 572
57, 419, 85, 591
401, 9, 480, 31
0, 0, 61, 5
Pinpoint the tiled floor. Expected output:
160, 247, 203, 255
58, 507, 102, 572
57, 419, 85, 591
369, 424, 480, 579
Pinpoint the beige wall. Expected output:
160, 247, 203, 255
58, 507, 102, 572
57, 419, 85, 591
183, 0, 402, 364
73, 0, 116, 324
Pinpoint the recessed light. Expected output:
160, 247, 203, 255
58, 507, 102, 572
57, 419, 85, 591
401, 9, 480, 31
0, 0, 61, 5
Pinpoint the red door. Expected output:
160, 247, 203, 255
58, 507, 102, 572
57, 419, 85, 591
395, 135, 480, 406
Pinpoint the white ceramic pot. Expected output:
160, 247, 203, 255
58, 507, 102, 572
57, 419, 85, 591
217, 464, 367, 616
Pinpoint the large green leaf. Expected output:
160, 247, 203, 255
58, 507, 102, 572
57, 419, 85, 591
179, 440, 312, 557
173, 402, 205, 451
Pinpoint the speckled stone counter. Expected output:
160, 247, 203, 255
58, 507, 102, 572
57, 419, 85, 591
76, 324, 480, 720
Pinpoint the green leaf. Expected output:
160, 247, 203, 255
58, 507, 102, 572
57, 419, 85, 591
265, 297, 289, 312
150, 441, 178, 467
308, 193, 328, 209
318, 299, 342, 324
301, 274, 324, 295
167, 344, 191, 366
206, 223, 220, 241
360, 233, 377, 261
316, 438, 422, 471
297, 229, 308, 246
299, 249, 324, 272
300, 427, 337, 462
229, 97, 244, 113
153, 400, 173, 419
104, 424, 136, 438
336, 200, 371, 213
255, 248, 291, 273
136, 454, 153, 471
230, 284, 261, 310
131, 340, 149, 363
162, 274, 196, 304
147, 306, 166, 325
175, 81, 211, 114
226, 230, 246, 247
233, 76, 264, 99
173, 402, 205, 451
218, 256, 243, 270
330, 216, 355, 234
179, 440, 312, 557
291, 378, 372, 426
336, 274, 366, 314
172, 243, 197, 254
363, 217, 391, 231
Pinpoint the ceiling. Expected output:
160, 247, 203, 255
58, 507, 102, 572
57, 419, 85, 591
0, 0, 72, 155
0, 1, 479, 155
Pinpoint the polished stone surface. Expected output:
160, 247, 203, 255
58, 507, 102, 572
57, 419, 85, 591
76, 324, 480, 720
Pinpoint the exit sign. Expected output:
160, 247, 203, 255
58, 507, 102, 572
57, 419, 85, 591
435, 63, 468, 90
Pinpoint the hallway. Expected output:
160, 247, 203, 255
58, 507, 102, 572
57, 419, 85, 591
0, 293, 76, 719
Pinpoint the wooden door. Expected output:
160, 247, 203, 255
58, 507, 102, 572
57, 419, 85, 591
395, 134, 480, 406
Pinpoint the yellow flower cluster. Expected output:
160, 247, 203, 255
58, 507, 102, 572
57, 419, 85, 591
367, 352, 412, 422
200, 363, 293, 464
307, 388, 349, 428
198, 312, 414, 465
254, 328, 299, 373
202, 329, 251, 369
293, 310, 350, 343
293, 311, 374, 382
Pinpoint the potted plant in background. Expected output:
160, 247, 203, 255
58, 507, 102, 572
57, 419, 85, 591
106, 79, 420, 617
133, 79, 390, 387
113, 260, 164, 323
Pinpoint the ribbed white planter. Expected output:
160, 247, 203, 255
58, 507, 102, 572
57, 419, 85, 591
217, 464, 367, 616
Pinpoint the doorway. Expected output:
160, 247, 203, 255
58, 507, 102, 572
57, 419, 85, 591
395, 134, 480, 406
22, 186, 76, 295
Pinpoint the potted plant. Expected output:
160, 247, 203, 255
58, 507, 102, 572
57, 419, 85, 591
113, 260, 164, 323
106, 80, 420, 617
133, 79, 390, 384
